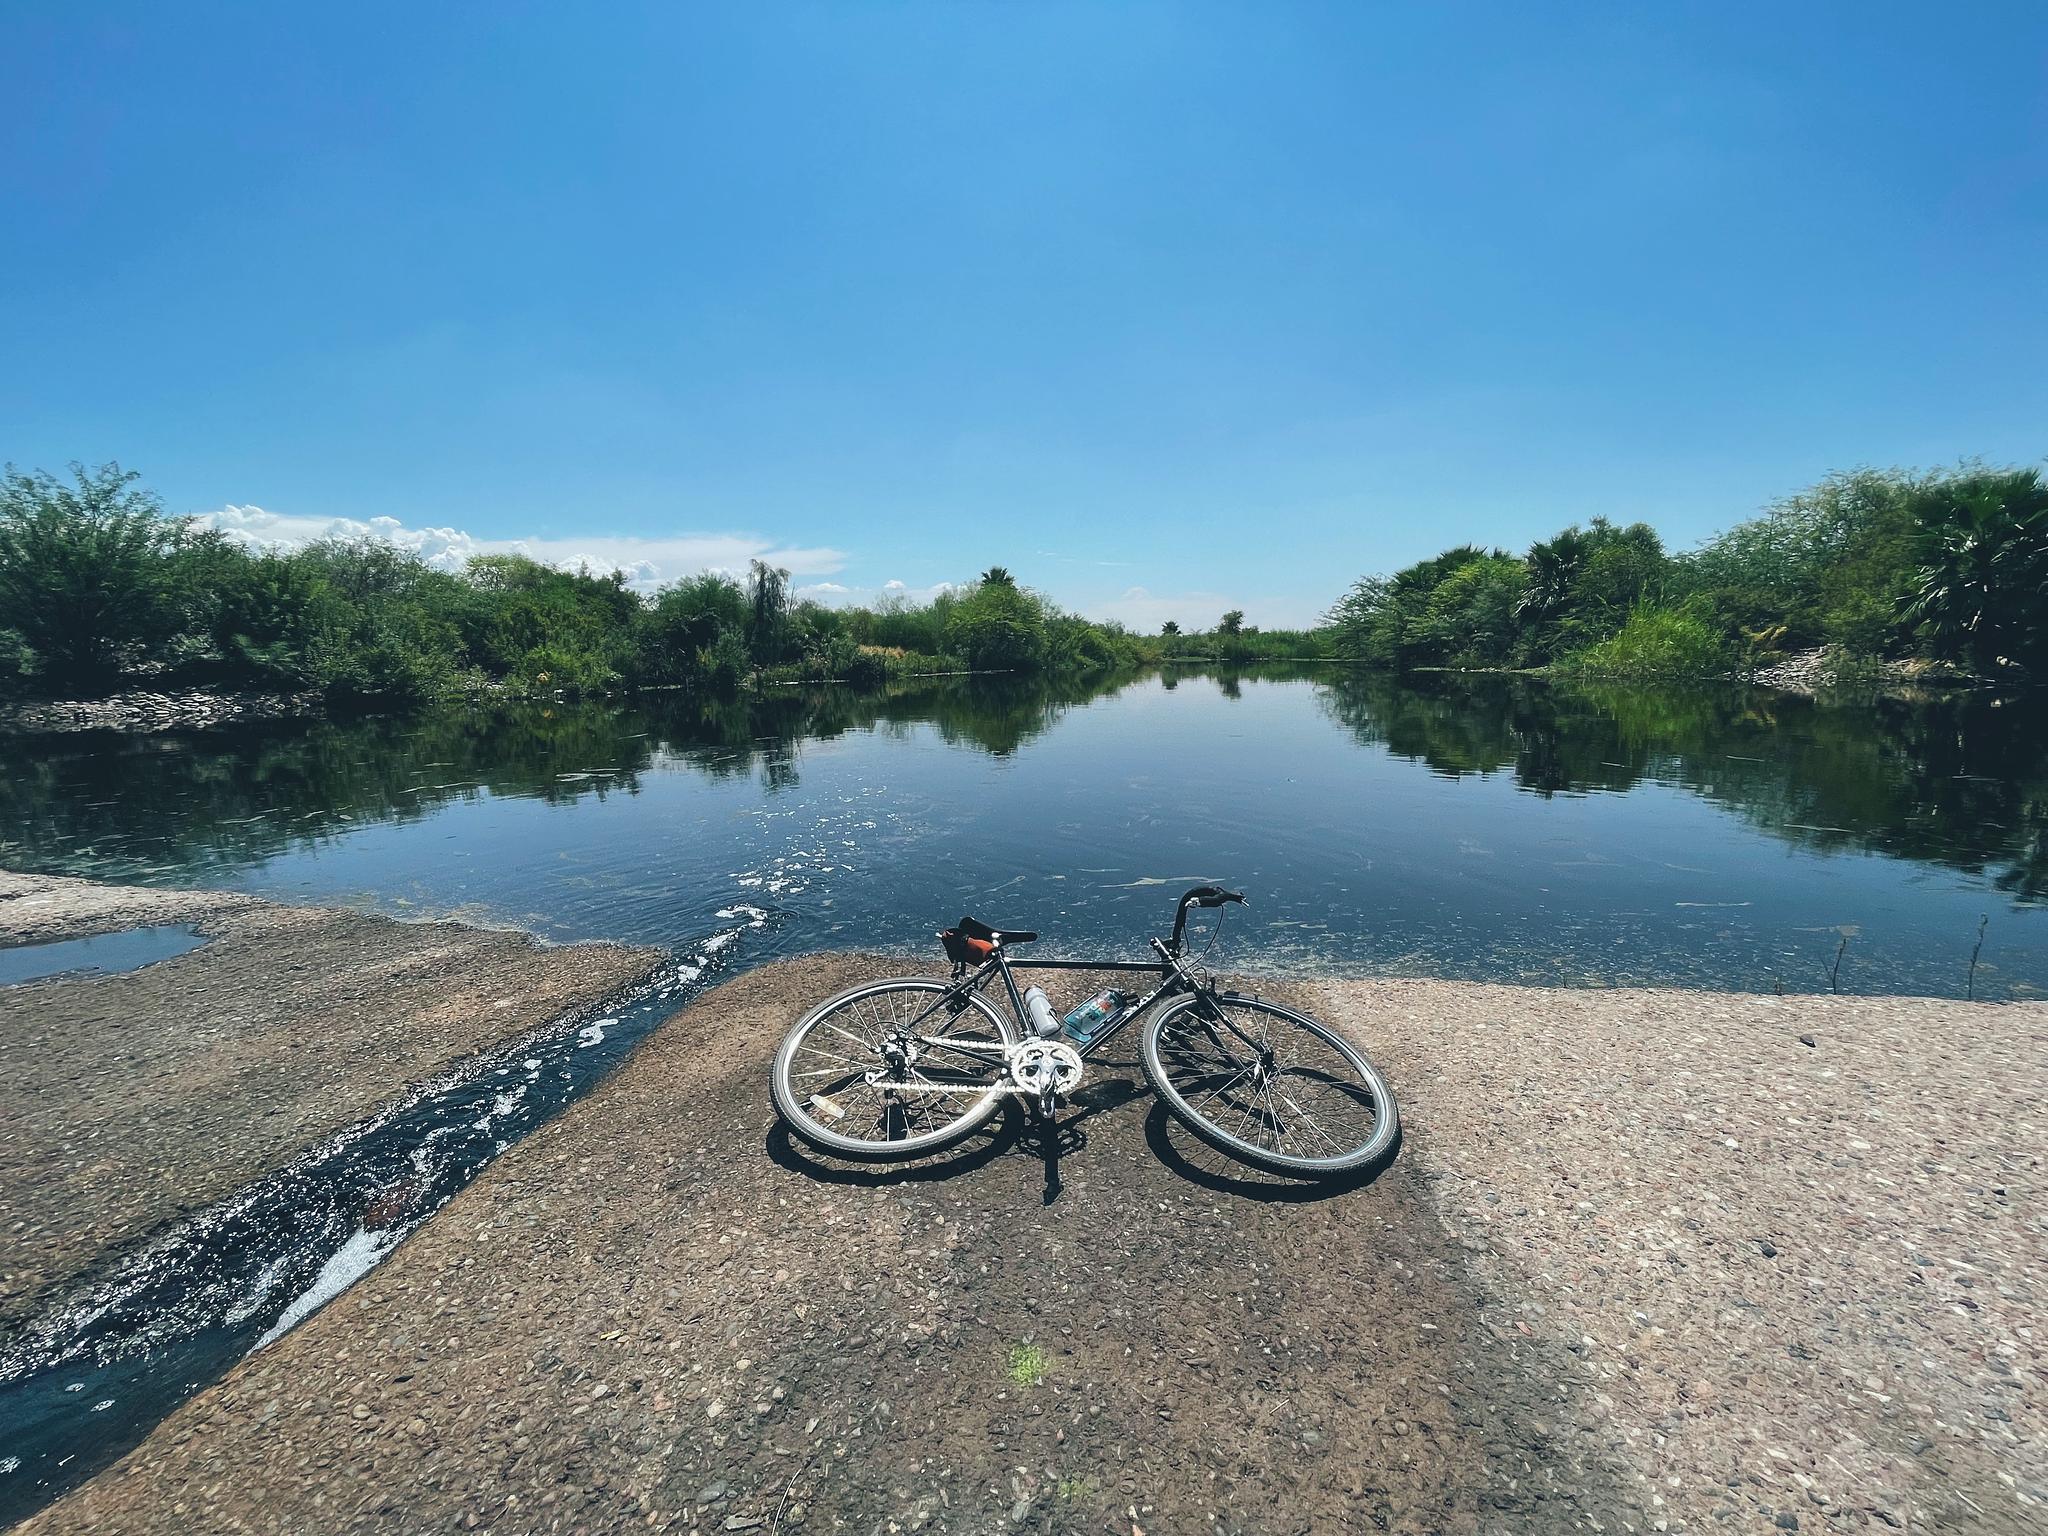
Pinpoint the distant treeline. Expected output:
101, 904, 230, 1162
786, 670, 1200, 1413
1324, 462, 2048, 681
7, 458, 2041, 706
0, 464, 1300, 704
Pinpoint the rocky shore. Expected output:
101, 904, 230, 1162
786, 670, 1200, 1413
17, 947, 2042, 1535
1747, 648, 1982, 695
0, 689, 323, 734
0, 870, 661, 1334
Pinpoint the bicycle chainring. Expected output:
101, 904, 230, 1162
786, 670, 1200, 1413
1006, 1038, 1083, 1098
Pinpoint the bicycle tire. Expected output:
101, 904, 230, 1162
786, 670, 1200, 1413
1140, 991, 1398, 1177
771, 977, 1017, 1161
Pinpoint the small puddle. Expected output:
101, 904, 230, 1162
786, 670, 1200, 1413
0, 925, 210, 986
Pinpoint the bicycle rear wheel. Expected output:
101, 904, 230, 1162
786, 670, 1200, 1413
771, 978, 1016, 1161
1140, 992, 1398, 1177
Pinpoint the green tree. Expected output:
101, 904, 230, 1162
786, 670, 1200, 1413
187, 542, 340, 689
1218, 609, 1245, 636
946, 576, 1046, 671
1416, 554, 1526, 667
1907, 467, 2048, 675
0, 461, 195, 694
1161, 619, 1180, 638
1679, 469, 1920, 651
746, 560, 792, 664
638, 572, 746, 684
292, 539, 470, 701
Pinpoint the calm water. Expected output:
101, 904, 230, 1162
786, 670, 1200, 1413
2, 665, 2043, 998
0, 925, 209, 986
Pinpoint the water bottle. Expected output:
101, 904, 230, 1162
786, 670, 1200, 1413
1062, 988, 1126, 1046
1022, 986, 1062, 1039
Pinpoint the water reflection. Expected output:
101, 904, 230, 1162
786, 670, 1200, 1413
1, 665, 2042, 995
0, 672, 1149, 883
1315, 671, 2048, 901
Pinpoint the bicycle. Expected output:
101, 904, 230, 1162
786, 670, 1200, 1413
769, 886, 1399, 1179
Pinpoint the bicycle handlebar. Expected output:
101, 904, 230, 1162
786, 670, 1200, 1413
1168, 884, 1247, 951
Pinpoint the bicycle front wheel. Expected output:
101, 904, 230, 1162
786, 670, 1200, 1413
771, 978, 1017, 1161
1141, 992, 1398, 1177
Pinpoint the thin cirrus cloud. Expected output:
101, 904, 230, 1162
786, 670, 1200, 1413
193, 505, 847, 592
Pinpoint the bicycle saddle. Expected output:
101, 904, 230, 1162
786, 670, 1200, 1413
956, 914, 1037, 946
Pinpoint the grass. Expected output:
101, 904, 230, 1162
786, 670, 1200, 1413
1556, 601, 1731, 681
1005, 1341, 1048, 1387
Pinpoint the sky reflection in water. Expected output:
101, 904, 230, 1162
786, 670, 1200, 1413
2, 666, 2042, 999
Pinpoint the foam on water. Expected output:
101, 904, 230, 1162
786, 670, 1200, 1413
255, 1230, 398, 1349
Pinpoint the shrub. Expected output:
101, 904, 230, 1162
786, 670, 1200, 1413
1560, 602, 1731, 680
701, 628, 747, 694
0, 462, 196, 695
946, 578, 1046, 671
0, 627, 34, 697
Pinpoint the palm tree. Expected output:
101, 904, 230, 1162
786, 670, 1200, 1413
1906, 468, 2048, 673
980, 566, 1015, 588
1516, 527, 1589, 624
1161, 619, 1180, 638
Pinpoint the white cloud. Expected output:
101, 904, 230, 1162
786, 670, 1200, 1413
795, 579, 960, 609
194, 505, 846, 593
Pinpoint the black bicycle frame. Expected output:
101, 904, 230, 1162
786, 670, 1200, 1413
902, 941, 1261, 1076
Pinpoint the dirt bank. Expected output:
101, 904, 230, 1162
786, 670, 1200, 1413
1319, 981, 2046, 1534
22, 957, 1646, 1536
0, 870, 661, 1335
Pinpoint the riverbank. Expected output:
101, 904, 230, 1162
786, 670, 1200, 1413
0, 689, 326, 734
21, 954, 2042, 1534
0, 870, 660, 1335
1399, 650, 2000, 698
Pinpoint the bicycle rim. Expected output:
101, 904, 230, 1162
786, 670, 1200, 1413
1142, 993, 1397, 1176
772, 979, 1014, 1159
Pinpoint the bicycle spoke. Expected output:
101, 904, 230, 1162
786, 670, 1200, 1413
1149, 995, 1390, 1172
779, 982, 1011, 1152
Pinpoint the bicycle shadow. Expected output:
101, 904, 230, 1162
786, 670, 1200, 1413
763, 1064, 1392, 1206
1141, 1100, 1398, 1203
763, 1112, 1020, 1187
1019, 1072, 1150, 1205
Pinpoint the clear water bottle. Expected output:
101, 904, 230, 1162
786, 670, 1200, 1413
1062, 988, 1126, 1045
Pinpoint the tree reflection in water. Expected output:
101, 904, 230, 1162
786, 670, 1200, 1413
1313, 670, 2048, 901
2, 665, 2041, 960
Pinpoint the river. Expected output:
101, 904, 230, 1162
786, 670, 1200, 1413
4, 663, 2043, 998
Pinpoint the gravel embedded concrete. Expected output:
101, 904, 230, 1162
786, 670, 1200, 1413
0, 867, 254, 946
21, 957, 1646, 1536
0, 870, 661, 1335
15, 949, 2043, 1535
1318, 980, 2046, 1534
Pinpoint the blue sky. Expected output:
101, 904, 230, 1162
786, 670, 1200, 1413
4, 3, 2043, 628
